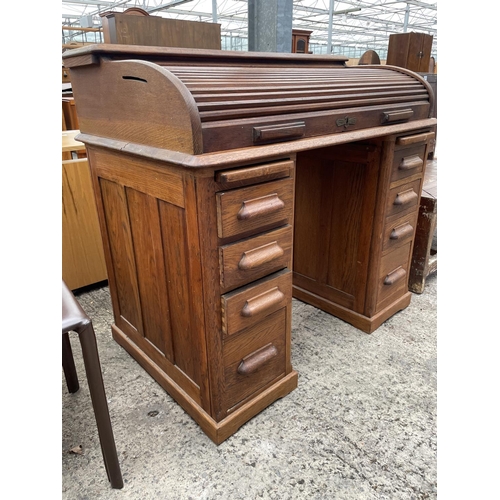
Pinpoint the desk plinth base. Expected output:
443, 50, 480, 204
292, 285, 412, 334
111, 324, 298, 445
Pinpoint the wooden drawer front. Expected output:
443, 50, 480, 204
395, 131, 435, 147
385, 178, 422, 219
216, 178, 294, 239
391, 144, 426, 182
222, 270, 292, 336
376, 241, 412, 312
223, 308, 287, 412
219, 225, 293, 293
382, 211, 419, 252
215, 159, 293, 187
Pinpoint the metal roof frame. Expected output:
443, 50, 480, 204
62, 0, 437, 60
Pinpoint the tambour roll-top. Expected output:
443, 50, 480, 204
63, 44, 434, 154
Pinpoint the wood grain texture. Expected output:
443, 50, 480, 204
219, 225, 293, 293
385, 178, 422, 219
63, 45, 438, 443
158, 188, 205, 390
62, 158, 107, 290
99, 178, 143, 333
76, 119, 437, 172
93, 150, 185, 207
383, 211, 419, 252
221, 270, 291, 336
391, 144, 425, 182
387, 33, 434, 73
93, 151, 207, 406
64, 45, 433, 153
112, 320, 297, 444
215, 160, 293, 186
409, 158, 437, 294
103, 14, 221, 49
127, 188, 172, 359
222, 309, 286, 413
216, 178, 294, 239
293, 142, 380, 313
69, 59, 203, 154
376, 241, 413, 312
193, 174, 227, 420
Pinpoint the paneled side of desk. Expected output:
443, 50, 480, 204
87, 145, 298, 444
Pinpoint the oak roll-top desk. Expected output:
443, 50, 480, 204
62, 45, 436, 444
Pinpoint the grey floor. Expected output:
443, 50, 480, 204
62, 273, 437, 500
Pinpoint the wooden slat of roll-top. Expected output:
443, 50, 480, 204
161, 65, 428, 123
196, 90, 428, 111
190, 84, 423, 102
197, 96, 428, 121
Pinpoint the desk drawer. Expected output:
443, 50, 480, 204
376, 241, 412, 312
385, 178, 422, 219
215, 159, 293, 187
382, 211, 419, 252
221, 269, 292, 337
219, 225, 293, 293
391, 144, 426, 183
216, 178, 294, 239
222, 308, 286, 413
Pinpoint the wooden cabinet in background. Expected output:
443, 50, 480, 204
101, 10, 221, 49
291, 29, 312, 53
62, 98, 79, 131
386, 32, 433, 73
62, 132, 107, 290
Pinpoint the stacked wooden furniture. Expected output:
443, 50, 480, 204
386, 32, 434, 73
100, 8, 221, 49
408, 158, 437, 293
358, 49, 381, 65
62, 131, 107, 290
63, 45, 436, 444
291, 29, 312, 54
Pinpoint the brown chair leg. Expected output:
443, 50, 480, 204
78, 323, 124, 489
62, 332, 80, 394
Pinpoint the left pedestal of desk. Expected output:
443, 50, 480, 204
62, 131, 107, 290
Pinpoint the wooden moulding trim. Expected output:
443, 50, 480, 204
112, 323, 297, 445
61, 43, 348, 66
76, 118, 437, 171
292, 284, 411, 334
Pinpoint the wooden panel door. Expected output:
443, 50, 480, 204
387, 32, 433, 72
293, 142, 381, 313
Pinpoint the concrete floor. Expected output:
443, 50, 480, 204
62, 273, 437, 499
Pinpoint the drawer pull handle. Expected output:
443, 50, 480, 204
382, 109, 414, 123
237, 193, 285, 221
253, 121, 305, 143
399, 154, 423, 171
384, 267, 407, 286
396, 132, 435, 146
238, 241, 284, 270
237, 343, 278, 376
241, 287, 285, 318
390, 222, 414, 240
393, 188, 418, 206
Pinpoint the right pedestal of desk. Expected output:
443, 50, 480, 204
292, 129, 434, 333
